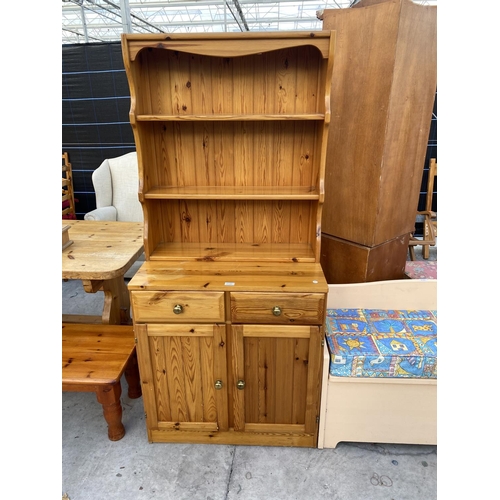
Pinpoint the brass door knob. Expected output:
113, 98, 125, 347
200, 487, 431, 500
272, 306, 282, 316
214, 380, 223, 390
173, 304, 183, 314
236, 380, 245, 390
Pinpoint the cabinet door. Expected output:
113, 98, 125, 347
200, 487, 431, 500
135, 323, 228, 437
231, 324, 323, 443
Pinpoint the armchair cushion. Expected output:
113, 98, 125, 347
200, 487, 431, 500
325, 308, 437, 379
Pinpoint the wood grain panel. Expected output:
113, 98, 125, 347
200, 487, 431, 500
233, 122, 254, 187
320, 0, 436, 246
163, 336, 188, 422
141, 103, 320, 188
320, 232, 408, 284
231, 325, 245, 431
243, 336, 260, 423
375, 0, 437, 243
217, 191, 236, 244
241, 325, 311, 338
139, 324, 225, 431
304, 327, 322, 434
292, 338, 309, 425
146, 324, 217, 337
142, 121, 319, 199
213, 325, 229, 431
230, 292, 324, 324
128, 261, 328, 293
258, 337, 276, 424
298, 47, 323, 114
275, 338, 294, 424
181, 336, 204, 422
148, 429, 315, 447
126, 32, 332, 61
61, 324, 136, 382
139, 121, 321, 257
150, 241, 316, 262
144, 200, 316, 248
61, 221, 143, 281
198, 199, 217, 246
131, 50, 152, 115
150, 49, 176, 115
135, 324, 159, 433
236, 325, 317, 430
197, 54, 214, 115
199, 335, 217, 425
150, 335, 171, 422
235, 200, 254, 244
276, 49, 294, 115
131, 291, 224, 323
320, 2, 399, 245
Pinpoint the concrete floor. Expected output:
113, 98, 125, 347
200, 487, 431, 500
62, 245, 437, 500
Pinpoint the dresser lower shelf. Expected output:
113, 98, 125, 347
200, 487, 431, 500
148, 242, 317, 262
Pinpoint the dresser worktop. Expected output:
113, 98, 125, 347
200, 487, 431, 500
128, 261, 328, 293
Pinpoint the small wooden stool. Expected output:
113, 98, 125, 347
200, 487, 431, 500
62, 323, 142, 441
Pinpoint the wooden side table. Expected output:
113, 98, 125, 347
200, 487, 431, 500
62, 323, 142, 441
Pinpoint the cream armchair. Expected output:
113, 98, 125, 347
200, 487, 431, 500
84, 152, 143, 222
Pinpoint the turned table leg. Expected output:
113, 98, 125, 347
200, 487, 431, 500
96, 383, 125, 441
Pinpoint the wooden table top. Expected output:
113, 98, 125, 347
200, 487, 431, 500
62, 323, 136, 385
62, 220, 144, 281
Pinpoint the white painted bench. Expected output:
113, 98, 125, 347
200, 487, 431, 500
318, 279, 437, 448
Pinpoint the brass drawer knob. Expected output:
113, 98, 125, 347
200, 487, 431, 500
214, 380, 223, 390
173, 304, 183, 314
272, 306, 282, 316
236, 380, 245, 390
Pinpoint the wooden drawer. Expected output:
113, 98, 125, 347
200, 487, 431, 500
131, 291, 225, 323
230, 292, 325, 325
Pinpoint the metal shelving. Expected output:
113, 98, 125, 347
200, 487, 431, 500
62, 1, 437, 44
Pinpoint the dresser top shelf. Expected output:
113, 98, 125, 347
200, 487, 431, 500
123, 31, 335, 60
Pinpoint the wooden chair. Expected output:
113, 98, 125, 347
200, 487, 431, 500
409, 158, 437, 260
62, 152, 76, 219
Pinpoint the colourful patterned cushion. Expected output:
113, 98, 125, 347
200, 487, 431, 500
325, 309, 437, 379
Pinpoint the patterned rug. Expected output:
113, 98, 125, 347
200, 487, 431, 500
405, 261, 437, 279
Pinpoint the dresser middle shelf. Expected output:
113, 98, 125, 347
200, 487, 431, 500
135, 114, 326, 122
142, 185, 321, 200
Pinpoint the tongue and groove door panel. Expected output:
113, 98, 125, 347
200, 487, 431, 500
135, 323, 228, 439
231, 324, 323, 444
